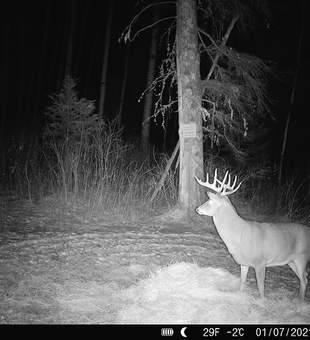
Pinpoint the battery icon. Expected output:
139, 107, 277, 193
161, 328, 174, 336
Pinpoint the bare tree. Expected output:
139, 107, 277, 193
74, 0, 90, 78
18, 5, 25, 126
57, 3, 72, 92
34, 0, 51, 121
140, 5, 160, 158
278, 0, 305, 184
197, 0, 274, 164
176, 0, 203, 210
116, 40, 130, 131
121, 0, 275, 216
65, 0, 76, 75
98, 0, 114, 118
1, 2, 10, 134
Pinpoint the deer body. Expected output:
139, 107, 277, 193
195, 170, 310, 301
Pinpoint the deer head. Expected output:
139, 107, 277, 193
195, 169, 242, 216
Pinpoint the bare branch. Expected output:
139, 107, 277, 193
205, 14, 239, 80
138, 68, 175, 103
198, 28, 218, 48
119, 1, 176, 43
129, 16, 176, 42
222, 15, 239, 46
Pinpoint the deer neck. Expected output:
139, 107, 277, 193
212, 200, 245, 246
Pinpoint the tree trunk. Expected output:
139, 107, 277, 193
65, 0, 76, 75
74, 0, 90, 78
57, 5, 69, 92
140, 5, 160, 157
98, 0, 114, 119
34, 0, 51, 122
278, 0, 304, 184
1, 4, 10, 134
116, 40, 130, 131
84, 28, 100, 97
19, 6, 25, 126
176, 0, 203, 211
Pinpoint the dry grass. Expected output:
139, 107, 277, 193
0, 250, 137, 324
0, 127, 178, 224
118, 262, 310, 324
1, 238, 309, 325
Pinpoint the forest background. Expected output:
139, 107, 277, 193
0, 0, 309, 221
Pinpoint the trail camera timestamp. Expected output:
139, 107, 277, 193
202, 326, 310, 338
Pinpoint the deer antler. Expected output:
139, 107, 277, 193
195, 169, 223, 194
195, 169, 242, 196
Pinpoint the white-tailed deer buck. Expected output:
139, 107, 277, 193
195, 169, 310, 301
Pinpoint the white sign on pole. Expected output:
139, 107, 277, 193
179, 123, 197, 138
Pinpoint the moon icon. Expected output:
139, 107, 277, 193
180, 327, 187, 337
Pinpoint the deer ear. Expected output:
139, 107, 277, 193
207, 191, 218, 200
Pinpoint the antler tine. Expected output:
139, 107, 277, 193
195, 168, 223, 194
227, 172, 232, 186
214, 168, 225, 192
222, 171, 229, 185
221, 173, 242, 196
231, 175, 237, 188
212, 168, 217, 183
196, 169, 242, 195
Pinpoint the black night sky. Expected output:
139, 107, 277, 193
0, 0, 309, 176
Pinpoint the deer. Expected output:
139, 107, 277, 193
195, 169, 310, 301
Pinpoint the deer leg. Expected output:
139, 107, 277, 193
288, 260, 308, 301
240, 265, 249, 292
288, 261, 298, 276
255, 264, 266, 298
